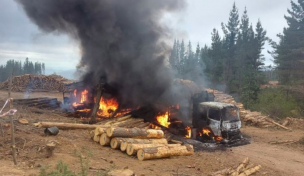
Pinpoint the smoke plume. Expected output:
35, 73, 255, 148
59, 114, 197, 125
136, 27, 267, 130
16, 0, 186, 108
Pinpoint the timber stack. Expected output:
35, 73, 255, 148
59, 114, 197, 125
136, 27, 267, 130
206, 89, 290, 130
91, 115, 194, 161
0, 74, 74, 92
13, 97, 60, 109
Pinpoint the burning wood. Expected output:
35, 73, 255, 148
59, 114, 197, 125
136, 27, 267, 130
185, 126, 191, 138
156, 111, 170, 128
97, 97, 119, 117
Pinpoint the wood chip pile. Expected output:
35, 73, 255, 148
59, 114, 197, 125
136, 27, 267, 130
91, 115, 194, 161
211, 157, 261, 176
0, 74, 74, 92
206, 89, 290, 130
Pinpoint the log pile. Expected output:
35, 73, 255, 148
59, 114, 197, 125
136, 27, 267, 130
0, 74, 74, 92
13, 97, 60, 109
211, 157, 261, 176
206, 89, 290, 130
91, 115, 194, 160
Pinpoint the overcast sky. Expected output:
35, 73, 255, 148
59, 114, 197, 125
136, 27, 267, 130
0, 0, 291, 78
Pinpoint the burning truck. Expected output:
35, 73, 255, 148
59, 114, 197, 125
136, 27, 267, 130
63, 79, 245, 145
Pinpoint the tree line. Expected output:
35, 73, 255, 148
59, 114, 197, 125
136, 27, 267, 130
170, 3, 267, 108
170, 0, 304, 111
0, 58, 45, 82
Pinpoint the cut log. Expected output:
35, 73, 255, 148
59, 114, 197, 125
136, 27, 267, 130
93, 134, 101, 143
34, 122, 108, 130
265, 118, 291, 131
46, 143, 56, 158
238, 165, 261, 176
116, 118, 144, 128
95, 126, 107, 136
137, 144, 194, 161
127, 143, 180, 156
110, 137, 124, 149
111, 118, 136, 127
233, 157, 249, 175
120, 138, 168, 152
116, 115, 132, 122
136, 122, 151, 128
100, 133, 111, 146
106, 127, 164, 138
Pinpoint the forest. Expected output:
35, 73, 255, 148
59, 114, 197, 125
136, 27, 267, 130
169, 1, 304, 118
0, 58, 45, 82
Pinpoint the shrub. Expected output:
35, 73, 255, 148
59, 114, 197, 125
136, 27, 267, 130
249, 88, 302, 119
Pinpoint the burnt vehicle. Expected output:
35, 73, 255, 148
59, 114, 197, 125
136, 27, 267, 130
193, 102, 243, 143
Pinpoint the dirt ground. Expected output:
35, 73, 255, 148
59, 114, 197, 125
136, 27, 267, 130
0, 90, 304, 176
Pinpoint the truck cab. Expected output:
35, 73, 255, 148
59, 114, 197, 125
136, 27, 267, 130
194, 102, 242, 142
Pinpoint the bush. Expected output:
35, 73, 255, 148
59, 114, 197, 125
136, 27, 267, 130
249, 88, 303, 119
39, 161, 75, 176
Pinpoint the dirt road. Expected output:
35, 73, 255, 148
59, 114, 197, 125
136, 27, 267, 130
0, 90, 303, 176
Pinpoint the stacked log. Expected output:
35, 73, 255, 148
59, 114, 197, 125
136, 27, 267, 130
206, 89, 290, 130
211, 157, 261, 176
91, 115, 194, 160
14, 97, 60, 109
137, 144, 194, 161
0, 74, 73, 92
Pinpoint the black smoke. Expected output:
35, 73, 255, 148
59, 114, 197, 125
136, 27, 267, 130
16, 0, 186, 108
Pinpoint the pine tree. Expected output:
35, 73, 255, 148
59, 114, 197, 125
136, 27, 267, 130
221, 2, 240, 92
195, 43, 200, 63
207, 29, 224, 86
179, 40, 186, 77
272, 0, 304, 85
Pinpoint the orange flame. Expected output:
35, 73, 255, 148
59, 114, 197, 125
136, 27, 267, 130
185, 126, 191, 138
73, 89, 77, 97
202, 128, 211, 136
215, 136, 223, 141
156, 111, 170, 128
97, 97, 119, 117
199, 128, 223, 142
80, 89, 88, 103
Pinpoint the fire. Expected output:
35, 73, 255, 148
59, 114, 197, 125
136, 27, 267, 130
201, 128, 211, 136
199, 128, 223, 142
80, 89, 88, 103
73, 89, 77, 97
185, 126, 191, 138
156, 111, 170, 128
97, 97, 119, 117
215, 136, 223, 141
